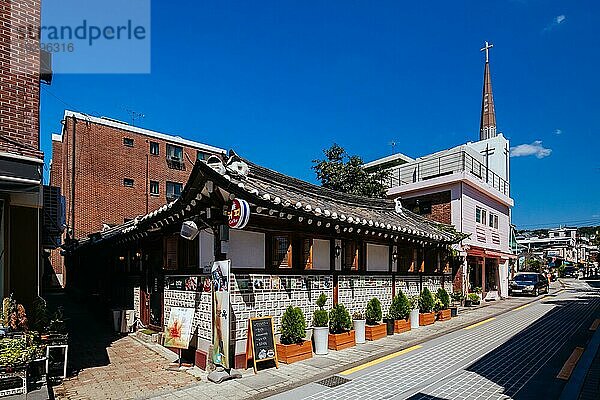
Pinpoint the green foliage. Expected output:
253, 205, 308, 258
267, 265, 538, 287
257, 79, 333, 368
312, 144, 390, 198
352, 311, 364, 321
409, 295, 420, 310
0, 333, 45, 367
316, 293, 328, 310
436, 288, 450, 310
329, 304, 352, 334
451, 291, 465, 303
312, 310, 329, 327
365, 297, 382, 325
433, 297, 444, 312
280, 306, 307, 345
467, 293, 480, 302
389, 291, 411, 320
418, 288, 435, 313
472, 286, 482, 294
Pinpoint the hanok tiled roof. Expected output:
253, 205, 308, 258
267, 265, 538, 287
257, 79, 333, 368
79, 151, 462, 247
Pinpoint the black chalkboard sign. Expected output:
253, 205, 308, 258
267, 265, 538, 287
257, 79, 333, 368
246, 316, 278, 373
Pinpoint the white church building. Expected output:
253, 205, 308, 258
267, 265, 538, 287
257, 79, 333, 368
365, 42, 515, 298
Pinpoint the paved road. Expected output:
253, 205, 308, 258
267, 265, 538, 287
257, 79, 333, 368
270, 279, 600, 400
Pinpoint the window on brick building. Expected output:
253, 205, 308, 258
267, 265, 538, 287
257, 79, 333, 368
149, 180, 159, 195
150, 142, 159, 155
123, 178, 134, 187
166, 144, 183, 161
123, 138, 134, 147
166, 181, 183, 200
197, 151, 207, 161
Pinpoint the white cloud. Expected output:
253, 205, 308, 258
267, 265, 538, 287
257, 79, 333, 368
544, 14, 567, 32
554, 129, 562, 135
510, 141, 552, 158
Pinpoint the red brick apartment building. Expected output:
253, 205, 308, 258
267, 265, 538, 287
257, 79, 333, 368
50, 111, 226, 286
0, 0, 48, 306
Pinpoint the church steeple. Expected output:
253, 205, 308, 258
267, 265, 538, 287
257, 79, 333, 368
479, 41, 497, 140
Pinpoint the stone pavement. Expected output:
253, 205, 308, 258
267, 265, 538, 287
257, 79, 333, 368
149, 283, 563, 400
46, 292, 198, 400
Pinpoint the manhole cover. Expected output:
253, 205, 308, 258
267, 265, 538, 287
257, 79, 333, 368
316, 376, 351, 388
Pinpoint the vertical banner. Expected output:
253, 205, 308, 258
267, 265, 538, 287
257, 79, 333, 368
211, 260, 231, 368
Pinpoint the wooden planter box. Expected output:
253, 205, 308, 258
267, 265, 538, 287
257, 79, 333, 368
276, 340, 313, 364
419, 312, 436, 326
328, 330, 356, 350
365, 323, 387, 341
437, 309, 451, 321
394, 319, 411, 334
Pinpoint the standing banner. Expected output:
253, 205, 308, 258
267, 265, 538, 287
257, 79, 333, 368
163, 307, 194, 349
211, 260, 231, 368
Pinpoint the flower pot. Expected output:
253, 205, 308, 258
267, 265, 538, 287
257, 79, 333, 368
450, 307, 458, 318
394, 318, 411, 334
410, 309, 420, 329
384, 319, 395, 335
437, 309, 451, 321
365, 323, 387, 340
419, 312, 436, 326
353, 320, 366, 344
328, 330, 356, 350
276, 340, 313, 364
313, 326, 329, 355
464, 299, 472, 307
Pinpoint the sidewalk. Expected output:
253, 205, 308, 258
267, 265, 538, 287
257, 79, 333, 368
150, 285, 561, 400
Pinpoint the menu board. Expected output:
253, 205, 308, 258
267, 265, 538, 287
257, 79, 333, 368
246, 316, 278, 373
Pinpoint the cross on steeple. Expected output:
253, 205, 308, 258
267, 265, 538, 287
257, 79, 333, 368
480, 41, 493, 63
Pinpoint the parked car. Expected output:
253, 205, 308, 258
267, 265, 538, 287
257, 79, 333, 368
563, 266, 578, 279
509, 273, 549, 297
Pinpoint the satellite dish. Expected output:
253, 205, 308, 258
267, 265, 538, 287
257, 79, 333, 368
180, 220, 199, 240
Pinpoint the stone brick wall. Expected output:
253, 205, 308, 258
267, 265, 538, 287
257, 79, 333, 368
402, 191, 452, 225
0, 0, 42, 159
163, 288, 212, 346
338, 275, 393, 316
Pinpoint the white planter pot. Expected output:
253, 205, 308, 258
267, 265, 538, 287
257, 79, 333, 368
353, 319, 366, 344
410, 309, 420, 329
313, 326, 329, 355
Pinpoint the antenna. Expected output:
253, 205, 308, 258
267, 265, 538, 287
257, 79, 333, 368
389, 140, 397, 154
125, 109, 145, 126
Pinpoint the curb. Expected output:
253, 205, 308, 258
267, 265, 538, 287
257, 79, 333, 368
254, 290, 558, 400
558, 322, 600, 399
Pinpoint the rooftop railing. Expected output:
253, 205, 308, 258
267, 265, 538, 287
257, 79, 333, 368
381, 150, 509, 196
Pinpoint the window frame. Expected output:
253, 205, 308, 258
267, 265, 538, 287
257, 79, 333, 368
166, 144, 183, 161
123, 178, 134, 188
149, 141, 160, 155
165, 181, 183, 199
123, 137, 134, 147
149, 180, 159, 195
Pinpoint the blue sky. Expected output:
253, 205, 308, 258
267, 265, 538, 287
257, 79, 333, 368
40, 0, 600, 229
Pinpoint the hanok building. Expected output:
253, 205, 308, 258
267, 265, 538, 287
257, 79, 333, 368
364, 42, 516, 299
71, 151, 460, 370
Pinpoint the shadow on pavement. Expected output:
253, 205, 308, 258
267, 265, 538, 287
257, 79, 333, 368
44, 291, 123, 376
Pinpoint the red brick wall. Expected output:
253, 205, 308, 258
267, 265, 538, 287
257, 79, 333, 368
402, 191, 452, 225
49, 117, 222, 283
0, 0, 42, 159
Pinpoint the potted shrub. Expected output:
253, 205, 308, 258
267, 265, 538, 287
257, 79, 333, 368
409, 295, 420, 329
276, 306, 312, 364
365, 298, 386, 340
389, 291, 411, 334
352, 311, 366, 344
467, 293, 480, 306
450, 292, 463, 316
328, 304, 355, 350
436, 288, 451, 321
418, 288, 436, 326
312, 293, 329, 355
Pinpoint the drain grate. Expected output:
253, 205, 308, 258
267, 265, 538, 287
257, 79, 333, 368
316, 375, 351, 388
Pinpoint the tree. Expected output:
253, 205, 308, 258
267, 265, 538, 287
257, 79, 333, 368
312, 144, 390, 198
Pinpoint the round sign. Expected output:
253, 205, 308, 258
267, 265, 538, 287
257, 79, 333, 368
229, 199, 250, 229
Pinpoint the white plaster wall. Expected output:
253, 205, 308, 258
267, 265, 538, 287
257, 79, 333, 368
367, 244, 389, 272
228, 230, 265, 269
313, 239, 330, 270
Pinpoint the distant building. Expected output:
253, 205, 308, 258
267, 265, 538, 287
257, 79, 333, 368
365, 42, 515, 298
0, 0, 47, 306
50, 111, 226, 286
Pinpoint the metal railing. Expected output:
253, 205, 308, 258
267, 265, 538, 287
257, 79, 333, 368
382, 150, 509, 196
